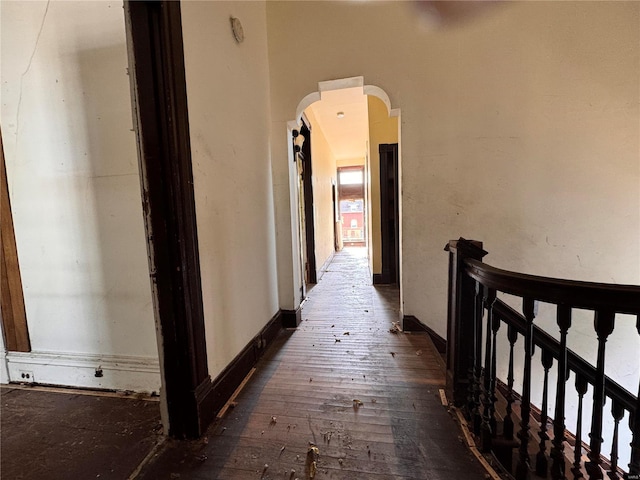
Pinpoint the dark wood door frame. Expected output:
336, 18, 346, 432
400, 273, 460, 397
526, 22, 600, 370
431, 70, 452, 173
1, 129, 31, 352
378, 143, 399, 285
300, 120, 317, 284
124, 1, 214, 438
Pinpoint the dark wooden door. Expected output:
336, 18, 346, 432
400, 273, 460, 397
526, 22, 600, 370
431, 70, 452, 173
379, 143, 399, 285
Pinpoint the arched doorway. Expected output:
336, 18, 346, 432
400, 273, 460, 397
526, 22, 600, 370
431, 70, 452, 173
288, 77, 402, 304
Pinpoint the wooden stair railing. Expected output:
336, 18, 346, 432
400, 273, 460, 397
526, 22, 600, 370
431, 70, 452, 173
445, 239, 639, 480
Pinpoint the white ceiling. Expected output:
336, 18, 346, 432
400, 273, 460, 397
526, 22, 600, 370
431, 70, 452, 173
306, 87, 369, 161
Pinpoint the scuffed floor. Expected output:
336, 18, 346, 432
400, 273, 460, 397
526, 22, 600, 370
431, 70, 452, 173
136, 247, 488, 479
0, 386, 161, 479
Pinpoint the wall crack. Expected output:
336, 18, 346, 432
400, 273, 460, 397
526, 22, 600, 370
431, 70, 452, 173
14, 0, 51, 151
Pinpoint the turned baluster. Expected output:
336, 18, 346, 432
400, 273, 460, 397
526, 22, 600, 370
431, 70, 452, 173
551, 304, 572, 480
515, 297, 538, 480
536, 349, 554, 476
472, 281, 485, 435
586, 310, 615, 480
489, 300, 501, 438
627, 315, 640, 475
606, 399, 624, 480
466, 281, 482, 421
481, 288, 497, 452
572, 374, 589, 480
503, 324, 518, 440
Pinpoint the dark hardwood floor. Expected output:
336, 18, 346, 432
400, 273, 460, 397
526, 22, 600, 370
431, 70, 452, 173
0, 386, 161, 480
137, 247, 488, 479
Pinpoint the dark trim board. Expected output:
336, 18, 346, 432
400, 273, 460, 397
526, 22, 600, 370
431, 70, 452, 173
373, 273, 388, 285
280, 308, 302, 328
402, 315, 447, 354
205, 311, 284, 417
124, 0, 209, 438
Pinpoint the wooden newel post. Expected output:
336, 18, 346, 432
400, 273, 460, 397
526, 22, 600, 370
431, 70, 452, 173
444, 238, 488, 407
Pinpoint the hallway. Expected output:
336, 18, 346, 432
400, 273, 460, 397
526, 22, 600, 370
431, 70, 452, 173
138, 247, 487, 479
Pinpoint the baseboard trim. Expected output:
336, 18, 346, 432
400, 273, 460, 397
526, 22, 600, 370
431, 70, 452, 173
280, 307, 302, 328
198, 310, 283, 430
5, 351, 161, 393
402, 315, 447, 354
317, 251, 335, 282
373, 273, 386, 285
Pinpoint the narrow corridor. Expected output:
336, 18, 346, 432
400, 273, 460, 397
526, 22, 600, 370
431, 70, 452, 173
139, 248, 488, 479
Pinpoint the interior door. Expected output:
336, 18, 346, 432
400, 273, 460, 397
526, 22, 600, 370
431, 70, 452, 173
379, 143, 399, 285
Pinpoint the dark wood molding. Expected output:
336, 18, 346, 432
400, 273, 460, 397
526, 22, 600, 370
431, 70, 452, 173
373, 273, 388, 285
124, 0, 209, 438
0, 130, 31, 352
280, 308, 302, 328
402, 315, 447, 354
206, 311, 283, 416
300, 120, 317, 285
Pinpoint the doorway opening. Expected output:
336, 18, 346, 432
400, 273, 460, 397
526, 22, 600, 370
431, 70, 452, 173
338, 166, 366, 247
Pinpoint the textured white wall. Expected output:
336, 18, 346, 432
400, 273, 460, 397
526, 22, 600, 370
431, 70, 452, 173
267, 0, 639, 358
0, 0, 158, 389
181, 0, 280, 379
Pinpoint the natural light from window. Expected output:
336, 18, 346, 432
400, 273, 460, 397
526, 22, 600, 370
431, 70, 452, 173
339, 170, 363, 185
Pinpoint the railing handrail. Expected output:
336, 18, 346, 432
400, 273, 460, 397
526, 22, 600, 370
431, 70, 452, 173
465, 258, 640, 315
445, 238, 640, 478
494, 299, 637, 413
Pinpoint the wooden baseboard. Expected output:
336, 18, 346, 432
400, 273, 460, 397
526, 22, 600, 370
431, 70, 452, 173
197, 310, 284, 433
5, 351, 161, 393
402, 315, 447, 354
372, 273, 387, 285
280, 307, 302, 328
317, 251, 335, 282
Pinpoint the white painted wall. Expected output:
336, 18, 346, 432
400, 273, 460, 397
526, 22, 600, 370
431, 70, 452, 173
267, 0, 639, 466
181, 0, 280, 379
0, 0, 159, 391
304, 107, 337, 278
267, 0, 639, 369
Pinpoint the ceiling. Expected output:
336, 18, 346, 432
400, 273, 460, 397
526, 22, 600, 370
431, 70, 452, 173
306, 87, 369, 161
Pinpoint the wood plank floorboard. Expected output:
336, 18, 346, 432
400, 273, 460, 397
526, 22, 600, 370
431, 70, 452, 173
0, 387, 162, 480
137, 247, 488, 479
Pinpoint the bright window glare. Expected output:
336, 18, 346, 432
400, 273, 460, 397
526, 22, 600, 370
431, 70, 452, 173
339, 171, 363, 185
